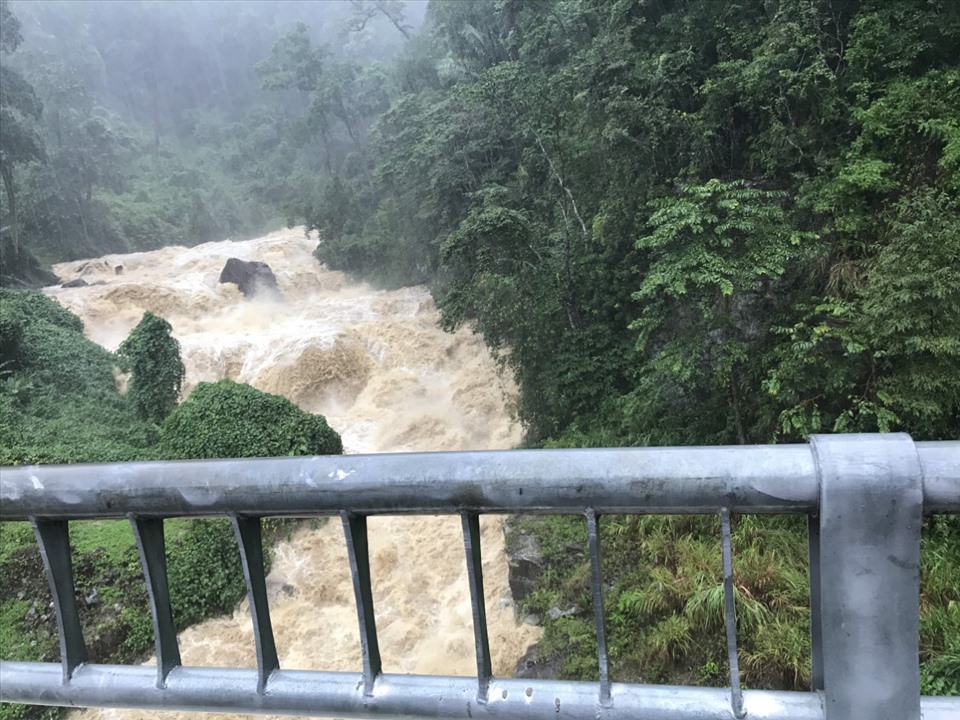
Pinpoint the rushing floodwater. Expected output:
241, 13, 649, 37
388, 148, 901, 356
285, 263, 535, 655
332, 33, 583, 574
46, 227, 539, 720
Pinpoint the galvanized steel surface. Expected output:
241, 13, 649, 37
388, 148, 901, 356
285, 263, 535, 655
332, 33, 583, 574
2, 442, 957, 521
3, 663, 959, 720
812, 434, 924, 720
0, 444, 825, 519
918, 441, 960, 511
0, 662, 831, 719
2, 434, 959, 720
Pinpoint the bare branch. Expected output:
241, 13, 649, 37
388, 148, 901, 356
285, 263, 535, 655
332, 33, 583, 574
532, 130, 589, 242
347, 0, 412, 40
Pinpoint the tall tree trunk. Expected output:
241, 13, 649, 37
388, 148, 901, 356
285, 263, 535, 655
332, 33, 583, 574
319, 121, 333, 174
339, 108, 363, 153
1, 162, 20, 259
534, 131, 587, 331
150, 83, 161, 154
378, 4, 412, 39
729, 365, 747, 445
722, 294, 747, 445
75, 196, 91, 251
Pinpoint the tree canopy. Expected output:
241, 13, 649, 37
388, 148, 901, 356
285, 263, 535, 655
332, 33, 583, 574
304, 0, 960, 446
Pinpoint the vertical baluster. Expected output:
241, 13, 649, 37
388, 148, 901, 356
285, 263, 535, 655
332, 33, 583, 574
720, 507, 746, 718
586, 509, 612, 705
232, 515, 279, 694
460, 512, 492, 701
31, 518, 88, 683
130, 517, 181, 688
341, 511, 382, 695
807, 514, 824, 691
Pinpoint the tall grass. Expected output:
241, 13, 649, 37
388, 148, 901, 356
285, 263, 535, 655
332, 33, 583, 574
511, 512, 960, 694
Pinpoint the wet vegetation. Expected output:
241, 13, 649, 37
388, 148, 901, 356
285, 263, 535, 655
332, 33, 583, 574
0, 516, 248, 720
508, 512, 960, 694
0, 293, 341, 720
1, 0, 958, 713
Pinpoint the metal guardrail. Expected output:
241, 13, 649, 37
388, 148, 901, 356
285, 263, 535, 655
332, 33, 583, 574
1, 433, 958, 719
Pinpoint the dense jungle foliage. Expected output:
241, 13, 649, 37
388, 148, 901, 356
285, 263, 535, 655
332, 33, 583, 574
116, 311, 185, 424
305, 0, 960, 448
1, 0, 958, 706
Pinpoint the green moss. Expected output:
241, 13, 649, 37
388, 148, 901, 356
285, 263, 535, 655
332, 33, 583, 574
68, 521, 140, 564
1, 518, 251, 659
0, 523, 34, 566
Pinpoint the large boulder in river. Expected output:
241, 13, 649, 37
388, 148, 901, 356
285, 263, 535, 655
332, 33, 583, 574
218, 258, 279, 298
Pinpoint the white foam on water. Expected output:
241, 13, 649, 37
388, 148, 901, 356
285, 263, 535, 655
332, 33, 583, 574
51, 228, 539, 720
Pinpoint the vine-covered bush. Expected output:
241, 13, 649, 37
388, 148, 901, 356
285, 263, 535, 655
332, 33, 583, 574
0, 288, 82, 334
0, 290, 158, 465
117, 312, 185, 424
0, 301, 24, 370
166, 519, 248, 628
160, 379, 342, 459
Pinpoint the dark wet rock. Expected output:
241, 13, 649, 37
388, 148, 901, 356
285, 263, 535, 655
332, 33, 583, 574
506, 523, 544, 605
114, 265, 124, 275
74, 259, 113, 276
218, 257, 280, 298
61, 278, 88, 288
515, 644, 557, 680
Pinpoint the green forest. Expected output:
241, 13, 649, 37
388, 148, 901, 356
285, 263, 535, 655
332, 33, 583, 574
1, 0, 958, 714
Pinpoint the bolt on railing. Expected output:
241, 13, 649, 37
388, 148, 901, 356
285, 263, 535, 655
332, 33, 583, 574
1, 433, 959, 720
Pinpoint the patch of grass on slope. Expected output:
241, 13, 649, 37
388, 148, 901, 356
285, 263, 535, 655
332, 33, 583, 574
510, 513, 960, 695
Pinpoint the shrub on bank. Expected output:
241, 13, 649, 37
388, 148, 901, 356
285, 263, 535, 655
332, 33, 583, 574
117, 312, 185, 424
160, 379, 343, 459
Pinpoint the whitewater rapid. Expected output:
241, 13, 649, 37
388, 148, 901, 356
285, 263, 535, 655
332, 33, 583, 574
47, 227, 539, 719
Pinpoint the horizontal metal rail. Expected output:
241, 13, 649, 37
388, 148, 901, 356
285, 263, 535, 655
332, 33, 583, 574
3, 664, 959, 720
0, 663, 832, 719
2, 441, 958, 520
1, 433, 959, 720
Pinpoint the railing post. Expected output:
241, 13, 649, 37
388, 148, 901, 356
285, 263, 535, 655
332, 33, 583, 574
30, 519, 87, 682
810, 433, 923, 720
341, 511, 382, 696
129, 517, 181, 688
